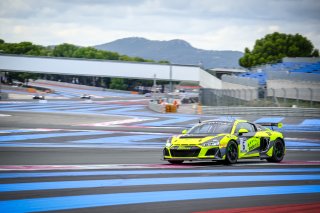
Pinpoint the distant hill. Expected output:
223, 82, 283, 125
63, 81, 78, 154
94, 37, 243, 69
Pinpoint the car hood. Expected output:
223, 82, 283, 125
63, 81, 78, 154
171, 134, 226, 145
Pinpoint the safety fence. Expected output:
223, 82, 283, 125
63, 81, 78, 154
200, 88, 320, 108
199, 106, 320, 117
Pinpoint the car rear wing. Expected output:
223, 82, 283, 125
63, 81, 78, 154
256, 122, 283, 129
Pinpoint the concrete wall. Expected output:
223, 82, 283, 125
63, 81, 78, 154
267, 71, 320, 82
267, 79, 320, 89
267, 79, 320, 101
282, 57, 320, 63
222, 81, 257, 90
222, 75, 259, 88
199, 69, 222, 89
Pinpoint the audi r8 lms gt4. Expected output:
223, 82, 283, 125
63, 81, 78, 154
163, 119, 285, 164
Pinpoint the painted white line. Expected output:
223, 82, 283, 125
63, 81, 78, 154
75, 117, 156, 126
234, 161, 320, 166
0, 164, 201, 171
286, 137, 320, 142
0, 114, 11, 117
95, 99, 148, 103
107, 125, 182, 129
1, 161, 320, 171
286, 149, 320, 151
0, 101, 27, 104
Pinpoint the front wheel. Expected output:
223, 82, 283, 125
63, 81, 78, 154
168, 160, 184, 164
267, 139, 285, 163
224, 141, 238, 164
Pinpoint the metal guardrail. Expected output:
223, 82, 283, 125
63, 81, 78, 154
201, 106, 320, 117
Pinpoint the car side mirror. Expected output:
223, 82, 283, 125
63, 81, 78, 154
182, 129, 188, 134
238, 128, 249, 135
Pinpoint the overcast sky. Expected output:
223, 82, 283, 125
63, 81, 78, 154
0, 0, 319, 51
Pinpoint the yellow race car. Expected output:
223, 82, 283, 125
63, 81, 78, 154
163, 119, 285, 164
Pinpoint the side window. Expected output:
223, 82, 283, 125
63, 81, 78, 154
236, 122, 256, 133
235, 123, 244, 133
245, 123, 256, 132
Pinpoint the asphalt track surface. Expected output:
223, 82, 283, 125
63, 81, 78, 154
1, 95, 320, 212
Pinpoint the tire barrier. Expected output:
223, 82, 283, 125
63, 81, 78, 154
148, 101, 178, 113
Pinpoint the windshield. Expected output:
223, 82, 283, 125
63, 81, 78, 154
188, 122, 232, 134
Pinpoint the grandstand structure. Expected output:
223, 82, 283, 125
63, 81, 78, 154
0, 54, 221, 89
223, 57, 320, 88
201, 57, 320, 106
1, 54, 319, 106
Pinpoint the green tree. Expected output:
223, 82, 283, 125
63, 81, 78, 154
239, 32, 319, 68
0, 39, 158, 91
312, 49, 319, 57
109, 78, 127, 90
158, 60, 170, 64
8, 72, 39, 85
52, 43, 79, 57
0, 41, 48, 55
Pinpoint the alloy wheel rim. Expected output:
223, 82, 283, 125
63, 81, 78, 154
228, 144, 237, 160
275, 142, 284, 159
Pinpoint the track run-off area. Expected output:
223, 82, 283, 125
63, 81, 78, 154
1, 86, 320, 212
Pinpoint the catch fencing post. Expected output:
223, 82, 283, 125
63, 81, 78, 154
282, 88, 287, 106
309, 88, 313, 108
237, 90, 241, 106
232, 89, 236, 106
294, 88, 299, 106
249, 89, 253, 101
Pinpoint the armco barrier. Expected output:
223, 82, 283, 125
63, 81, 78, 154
201, 106, 320, 117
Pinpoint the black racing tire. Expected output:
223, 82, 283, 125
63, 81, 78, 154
267, 139, 285, 163
168, 160, 184, 164
224, 141, 238, 164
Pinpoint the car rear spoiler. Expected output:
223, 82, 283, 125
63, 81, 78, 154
256, 122, 283, 129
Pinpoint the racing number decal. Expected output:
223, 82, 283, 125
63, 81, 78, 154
239, 137, 248, 152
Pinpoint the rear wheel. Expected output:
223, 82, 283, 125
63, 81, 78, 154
267, 139, 285, 163
224, 141, 238, 164
168, 160, 184, 164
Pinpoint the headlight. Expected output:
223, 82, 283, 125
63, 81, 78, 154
166, 137, 172, 147
201, 139, 219, 147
